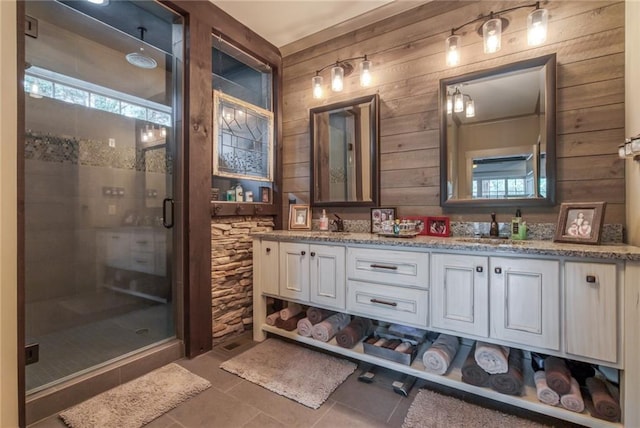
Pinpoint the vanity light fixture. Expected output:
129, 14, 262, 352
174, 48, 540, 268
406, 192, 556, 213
445, 2, 548, 66
311, 55, 371, 99
447, 86, 475, 118
619, 136, 640, 162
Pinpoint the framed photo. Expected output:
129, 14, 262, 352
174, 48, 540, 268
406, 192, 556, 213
289, 204, 311, 230
553, 202, 606, 245
370, 207, 396, 233
259, 186, 271, 203
426, 216, 450, 237
403, 216, 429, 236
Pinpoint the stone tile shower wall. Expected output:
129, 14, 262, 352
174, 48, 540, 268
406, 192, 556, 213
211, 216, 274, 343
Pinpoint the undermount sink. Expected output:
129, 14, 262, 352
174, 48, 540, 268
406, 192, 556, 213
454, 236, 528, 246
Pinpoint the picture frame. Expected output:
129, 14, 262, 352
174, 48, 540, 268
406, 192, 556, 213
289, 204, 311, 230
370, 207, 396, 233
426, 216, 450, 237
553, 202, 606, 245
259, 186, 271, 203
403, 216, 429, 236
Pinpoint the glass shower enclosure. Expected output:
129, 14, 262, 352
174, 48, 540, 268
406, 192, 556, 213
23, 0, 182, 393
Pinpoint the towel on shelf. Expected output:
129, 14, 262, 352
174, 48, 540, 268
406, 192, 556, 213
311, 313, 351, 342
297, 317, 314, 337
335, 317, 373, 349
586, 377, 621, 422
275, 313, 304, 331
534, 371, 560, 406
474, 342, 510, 374
422, 334, 460, 375
544, 356, 572, 395
279, 303, 303, 321
489, 348, 524, 396
461, 342, 490, 387
265, 312, 280, 326
306, 307, 334, 324
560, 377, 585, 413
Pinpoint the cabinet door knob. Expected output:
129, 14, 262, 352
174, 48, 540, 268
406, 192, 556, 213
310, 252, 316, 257
586, 275, 597, 283
494, 267, 502, 274
476, 266, 483, 273
265, 247, 271, 253
301, 251, 306, 256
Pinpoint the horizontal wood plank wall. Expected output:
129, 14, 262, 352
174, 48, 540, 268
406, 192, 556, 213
281, 1, 625, 225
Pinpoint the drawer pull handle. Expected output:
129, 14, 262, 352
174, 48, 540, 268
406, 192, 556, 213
370, 264, 398, 270
310, 252, 316, 257
136, 241, 149, 244
476, 266, 483, 273
586, 275, 597, 283
134, 260, 148, 264
301, 251, 306, 256
494, 267, 502, 274
370, 298, 398, 307
265, 247, 271, 253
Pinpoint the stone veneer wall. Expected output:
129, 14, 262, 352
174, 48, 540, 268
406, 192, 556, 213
211, 215, 275, 343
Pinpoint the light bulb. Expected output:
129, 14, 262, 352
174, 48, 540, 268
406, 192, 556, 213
29, 82, 42, 99
445, 34, 461, 66
453, 92, 464, 113
527, 8, 548, 46
331, 65, 344, 92
483, 18, 502, 53
312, 75, 323, 99
465, 100, 475, 118
360, 58, 372, 87
161, 127, 167, 137
446, 95, 453, 114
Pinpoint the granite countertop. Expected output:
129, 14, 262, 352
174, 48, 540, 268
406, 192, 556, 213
253, 230, 640, 261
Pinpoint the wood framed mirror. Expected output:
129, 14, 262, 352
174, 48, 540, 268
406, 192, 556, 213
440, 54, 556, 208
310, 94, 379, 207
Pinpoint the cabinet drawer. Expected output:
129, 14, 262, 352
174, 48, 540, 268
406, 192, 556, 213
130, 251, 155, 274
347, 280, 428, 327
131, 232, 155, 252
347, 248, 429, 289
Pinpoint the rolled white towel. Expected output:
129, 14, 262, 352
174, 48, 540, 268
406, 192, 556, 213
534, 371, 560, 406
560, 377, 585, 413
474, 342, 510, 374
297, 317, 314, 337
280, 303, 303, 321
311, 313, 350, 342
422, 334, 460, 375
265, 313, 280, 326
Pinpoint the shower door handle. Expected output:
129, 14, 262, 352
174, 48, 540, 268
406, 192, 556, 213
163, 198, 174, 229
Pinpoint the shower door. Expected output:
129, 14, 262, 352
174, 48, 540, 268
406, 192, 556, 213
23, 0, 183, 393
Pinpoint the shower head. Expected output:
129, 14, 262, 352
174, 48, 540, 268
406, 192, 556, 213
126, 27, 157, 69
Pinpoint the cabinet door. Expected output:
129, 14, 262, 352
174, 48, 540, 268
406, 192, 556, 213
309, 244, 345, 310
105, 231, 131, 270
565, 261, 618, 363
431, 253, 489, 337
490, 257, 560, 350
279, 242, 310, 301
257, 240, 279, 296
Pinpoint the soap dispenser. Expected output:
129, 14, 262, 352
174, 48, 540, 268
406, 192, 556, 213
511, 209, 527, 240
319, 209, 329, 231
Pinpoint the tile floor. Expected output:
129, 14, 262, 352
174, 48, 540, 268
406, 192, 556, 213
29, 335, 578, 428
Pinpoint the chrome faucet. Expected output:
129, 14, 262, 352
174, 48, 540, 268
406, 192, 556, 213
331, 213, 345, 232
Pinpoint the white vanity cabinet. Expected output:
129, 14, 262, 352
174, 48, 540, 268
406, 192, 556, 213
431, 253, 489, 337
565, 261, 619, 363
255, 239, 279, 296
278, 242, 345, 309
490, 257, 560, 350
431, 254, 560, 350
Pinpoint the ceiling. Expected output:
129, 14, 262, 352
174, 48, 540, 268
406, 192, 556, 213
211, 0, 420, 50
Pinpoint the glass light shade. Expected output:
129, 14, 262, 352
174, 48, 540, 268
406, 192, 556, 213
618, 145, 626, 159
360, 59, 372, 87
453, 92, 464, 113
161, 127, 167, 137
527, 8, 548, 46
625, 141, 633, 156
465, 99, 475, 118
631, 138, 640, 154
445, 35, 461, 66
446, 95, 453, 114
331, 66, 344, 92
312, 75, 323, 99
482, 18, 502, 53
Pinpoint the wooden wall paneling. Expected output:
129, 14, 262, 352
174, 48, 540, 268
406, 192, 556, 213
282, 0, 625, 224
557, 129, 625, 158
557, 155, 624, 181
380, 148, 439, 171
557, 179, 625, 204
283, 162, 310, 179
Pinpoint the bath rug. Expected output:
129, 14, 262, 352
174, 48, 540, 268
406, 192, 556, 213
219, 338, 357, 409
402, 388, 548, 428
59, 363, 210, 428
